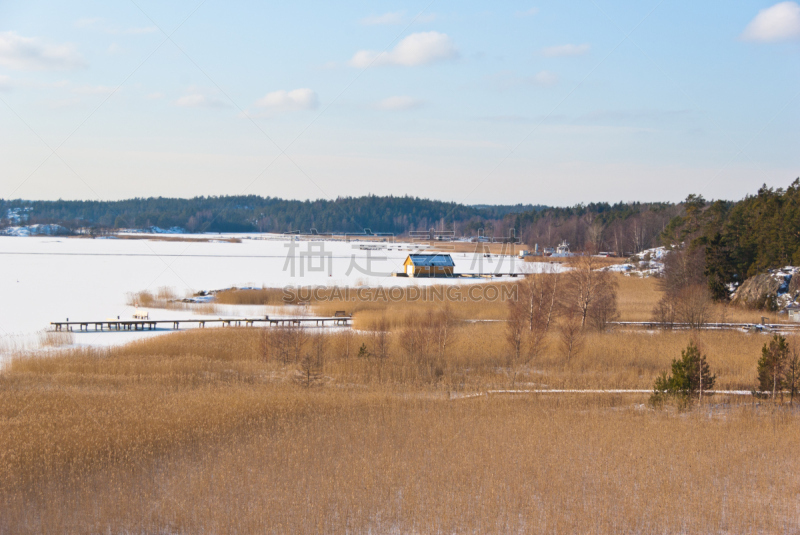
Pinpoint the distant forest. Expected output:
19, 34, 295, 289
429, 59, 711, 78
4, 181, 799, 273
0, 194, 673, 253
0, 195, 545, 236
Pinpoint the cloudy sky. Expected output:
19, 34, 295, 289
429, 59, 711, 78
0, 1, 798, 205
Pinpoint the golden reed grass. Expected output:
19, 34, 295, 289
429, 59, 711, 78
141, 272, 784, 326
4, 274, 798, 532
2, 385, 797, 533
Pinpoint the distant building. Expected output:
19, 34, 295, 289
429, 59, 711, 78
787, 304, 800, 322
403, 254, 455, 277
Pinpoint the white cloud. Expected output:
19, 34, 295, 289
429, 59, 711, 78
741, 1, 800, 41
541, 43, 591, 57
360, 11, 405, 25
0, 32, 84, 70
515, 8, 539, 18
255, 88, 318, 111
0, 75, 12, 91
175, 94, 226, 108
349, 31, 458, 67
533, 70, 558, 86
146, 92, 165, 100
374, 96, 423, 110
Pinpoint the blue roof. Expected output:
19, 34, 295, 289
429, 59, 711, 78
407, 254, 455, 267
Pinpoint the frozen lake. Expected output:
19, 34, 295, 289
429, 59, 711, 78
0, 234, 559, 357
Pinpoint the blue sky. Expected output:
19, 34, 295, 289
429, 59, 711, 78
0, 1, 798, 205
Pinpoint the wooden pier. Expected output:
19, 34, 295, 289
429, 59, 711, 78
51, 315, 352, 332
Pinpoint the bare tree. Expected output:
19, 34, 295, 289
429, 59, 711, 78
558, 315, 584, 361
562, 255, 618, 330
651, 297, 677, 328
585, 218, 605, 255
589, 283, 619, 331
675, 285, 713, 329
506, 296, 527, 372
521, 273, 557, 346
506, 274, 560, 386
660, 247, 706, 296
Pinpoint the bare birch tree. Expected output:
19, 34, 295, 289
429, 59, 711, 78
562, 255, 618, 330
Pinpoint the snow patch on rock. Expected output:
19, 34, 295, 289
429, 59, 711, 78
1, 224, 69, 236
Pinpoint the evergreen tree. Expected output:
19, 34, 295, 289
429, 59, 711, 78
784, 347, 800, 405
756, 334, 789, 400
651, 340, 716, 408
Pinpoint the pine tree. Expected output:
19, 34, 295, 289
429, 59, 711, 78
784, 347, 800, 405
651, 340, 716, 408
756, 334, 789, 400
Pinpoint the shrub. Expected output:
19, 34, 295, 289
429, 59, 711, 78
651, 340, 716, 408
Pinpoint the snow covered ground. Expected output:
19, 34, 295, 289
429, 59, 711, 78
603, 247, 667, 277
0, 234, 563, 360
1, 224, 69, 237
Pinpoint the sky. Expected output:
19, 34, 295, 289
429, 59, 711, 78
0, 0, 798, 206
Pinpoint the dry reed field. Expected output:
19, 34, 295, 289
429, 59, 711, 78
4, 271, 799, 533
101, 234, 242, 243
134, 272, 783, 326
4, 393, 798, 534
3, 323, 799, 533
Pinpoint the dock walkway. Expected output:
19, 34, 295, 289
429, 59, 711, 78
52, 316, 351, 332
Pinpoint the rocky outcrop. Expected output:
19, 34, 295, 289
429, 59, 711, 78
731, 267, 799, 311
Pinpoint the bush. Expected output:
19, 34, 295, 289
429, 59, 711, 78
651, 340, 716, 408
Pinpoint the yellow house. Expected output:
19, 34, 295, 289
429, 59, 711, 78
403, 254, 455, 277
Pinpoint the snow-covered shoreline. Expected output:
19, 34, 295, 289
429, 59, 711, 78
0, 235, 562, 359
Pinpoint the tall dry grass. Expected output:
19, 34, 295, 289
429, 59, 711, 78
2, 387, 797, 533
6, 272, 799, 532
126, 287, 216, 315
615, 273, 786, 324
213, 286, 286, 305
37, 330, 74, 348
3, 323, 799, 532
125, 269, 787, 327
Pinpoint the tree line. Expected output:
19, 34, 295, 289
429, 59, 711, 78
660, 179, 800, 303
0, 195, 540, 235
2, 194, 673, 253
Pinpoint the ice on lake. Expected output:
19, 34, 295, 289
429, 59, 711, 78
0, 234, 563, 358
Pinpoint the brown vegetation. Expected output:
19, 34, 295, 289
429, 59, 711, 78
107, 234, 242, 243
2, 325, 798, 533
7, 268, 799, 531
